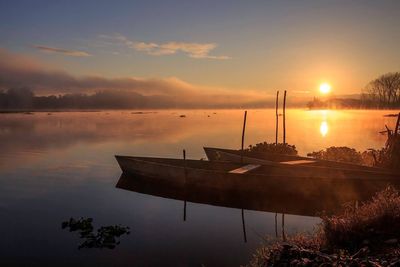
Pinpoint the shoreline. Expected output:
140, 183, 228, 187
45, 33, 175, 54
1, 107, 399, 113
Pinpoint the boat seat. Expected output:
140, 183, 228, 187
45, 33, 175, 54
279, 160, 316, 165
229, 164, 261, 174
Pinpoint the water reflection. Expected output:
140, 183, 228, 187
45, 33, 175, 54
117, 173, 333, 244
115, 171, 400, 247
320, 121, 329, 137
116, 173, 363, 217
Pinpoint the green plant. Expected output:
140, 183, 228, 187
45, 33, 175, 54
62, 217, 130, 249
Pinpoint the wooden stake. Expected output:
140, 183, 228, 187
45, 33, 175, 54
275, 91, 279, 145
241, 209, 247, 243
183, 201, 187, 221
183, 149, 187, 177
283, 90, 287, 144
241, 110, 247, 164
183, 149, 187, 222
282, 213, 286, 241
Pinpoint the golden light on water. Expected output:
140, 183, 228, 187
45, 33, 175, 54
319, 83, 331, 94
320, 121, 329, 137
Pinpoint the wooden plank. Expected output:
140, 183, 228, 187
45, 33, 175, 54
280, 160, 316, 165
229, 164, 261, 174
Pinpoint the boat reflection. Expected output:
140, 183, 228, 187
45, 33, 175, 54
116, 173, 400, 243
116, 173, 365, 217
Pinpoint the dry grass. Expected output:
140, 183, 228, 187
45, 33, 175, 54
247, 187, 400, 266
370, 133, 400, 169
323, 186, 400, 251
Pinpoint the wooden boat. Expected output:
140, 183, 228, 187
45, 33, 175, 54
204, 147, 394, 173
115, 155, 400, 198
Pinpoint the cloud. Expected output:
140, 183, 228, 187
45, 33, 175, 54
100, 34, 230, 59
0, 47, 274, 108
133, 41, 230, 59
32, 45, 91, 57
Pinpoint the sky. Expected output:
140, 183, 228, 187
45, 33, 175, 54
0, 0, 400, 99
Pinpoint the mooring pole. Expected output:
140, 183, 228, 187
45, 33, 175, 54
183, 149, 187, 176
241, 110, 247, 164
282, 213, 286, 241
183, 201, 187, 221
241, 209, 247, 243
183, 149, 187, 222
395, 112, 400, 135
283, 90, 287, 144
275, 91, 279, 145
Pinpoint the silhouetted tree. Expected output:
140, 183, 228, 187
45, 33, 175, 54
362, 72, 400, 108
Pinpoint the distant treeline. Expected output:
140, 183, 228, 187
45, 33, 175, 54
0, 88, 272, 109
0, 88, 185, 109
307, 97, 363, 109
308, 72, 400, 109
0, 88, 202, 110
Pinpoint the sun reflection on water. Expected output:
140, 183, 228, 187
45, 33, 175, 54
320, 121, 329, 137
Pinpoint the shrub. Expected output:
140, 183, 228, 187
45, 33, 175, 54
307, 146, 363, 164
246, 142, 298, 155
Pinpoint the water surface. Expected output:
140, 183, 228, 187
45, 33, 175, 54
0, 109, 397, 266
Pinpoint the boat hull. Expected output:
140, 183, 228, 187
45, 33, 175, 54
115, 155, 400, 199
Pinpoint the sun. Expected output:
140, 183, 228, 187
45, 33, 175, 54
319, 83, 331, 94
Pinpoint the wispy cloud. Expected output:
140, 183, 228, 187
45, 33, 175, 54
32, 45, 91, 57
100, 34, 230, 60
135, 41, 230, 59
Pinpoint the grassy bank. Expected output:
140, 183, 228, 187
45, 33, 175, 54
247, 187, 400, 266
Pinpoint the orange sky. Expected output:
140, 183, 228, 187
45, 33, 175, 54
1, 1, 400, 97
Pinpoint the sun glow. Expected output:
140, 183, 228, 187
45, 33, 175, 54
319, 83, 331, 94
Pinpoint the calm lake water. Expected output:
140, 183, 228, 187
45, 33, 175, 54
0, 109, 398, 267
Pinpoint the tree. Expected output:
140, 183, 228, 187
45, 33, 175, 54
362, 72, 400, 108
